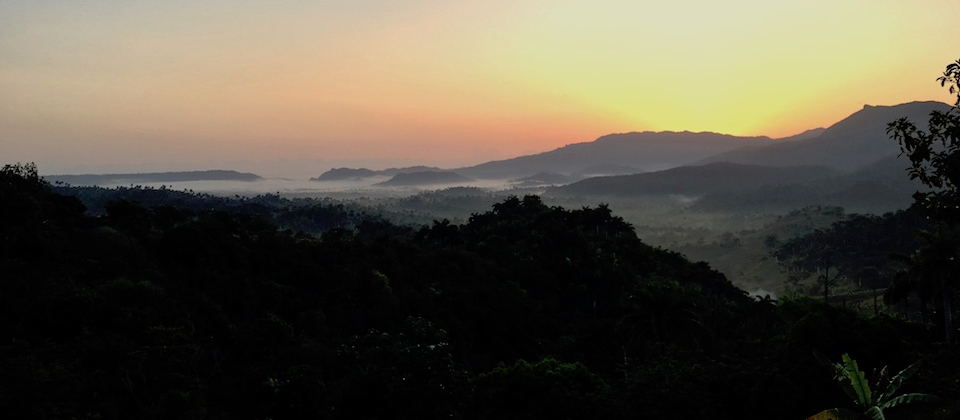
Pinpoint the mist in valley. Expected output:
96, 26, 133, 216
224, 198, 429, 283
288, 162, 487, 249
49, 167, 857, 302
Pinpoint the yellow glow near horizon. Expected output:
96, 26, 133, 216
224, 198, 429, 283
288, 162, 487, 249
1, 0, 958, 175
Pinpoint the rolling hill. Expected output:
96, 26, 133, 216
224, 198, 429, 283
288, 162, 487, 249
454, 131, 773, 179
309, 101, 948, 186
697, 101, 950, 171
545, 162, 836, 197
312, 166, 442, 181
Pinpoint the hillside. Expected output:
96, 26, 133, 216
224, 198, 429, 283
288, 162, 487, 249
690, 155, 926, 214
545, 162, 835, 197
698, 101, 951, 171
305, 102, 947, 187
313, 165, 442, 181
454, 131, 772, 179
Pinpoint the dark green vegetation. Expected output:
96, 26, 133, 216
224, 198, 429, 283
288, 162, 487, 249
773, 209, 928, 302
884, 59, 960, 347
811, 352, 938, 420
2, 162, 958, 419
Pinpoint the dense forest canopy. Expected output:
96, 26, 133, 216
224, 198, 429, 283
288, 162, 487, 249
1, 160, 958, 419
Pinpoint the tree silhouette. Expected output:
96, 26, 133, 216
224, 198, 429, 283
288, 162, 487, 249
887, 58, 960, 343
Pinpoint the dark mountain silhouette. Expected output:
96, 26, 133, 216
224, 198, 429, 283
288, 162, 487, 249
454, 131, 772, 179
697, 101, 951, 171
689, 155, 926, 213
579, 164, 643, 176
44, 170, 262, 185
544, 151, 924, 214
375, 171, 472, 187
779, 127, 827, 142
540, 102, 947, 213
313, 166, 442, 181
312, 167, 378, 180
546, 162, 836, 197
308, 102, 945, 187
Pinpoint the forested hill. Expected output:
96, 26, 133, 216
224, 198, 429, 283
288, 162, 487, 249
546, 162, 835, 197
1, 163, 955, 419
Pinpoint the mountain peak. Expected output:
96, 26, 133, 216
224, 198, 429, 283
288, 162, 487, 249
699, 101, 952, 172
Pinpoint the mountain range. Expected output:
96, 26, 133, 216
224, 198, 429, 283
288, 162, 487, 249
452, 131, 772, 179
536, 101, 948, 212
313, 101, 948, 191
695, 101, 950, 171
46, 101, 950, 212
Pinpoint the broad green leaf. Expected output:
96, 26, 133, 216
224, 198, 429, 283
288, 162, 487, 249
865, 406, 885, 420
876, 360, 922, 404
842, 353, 873, 406
880, 392, 939, 410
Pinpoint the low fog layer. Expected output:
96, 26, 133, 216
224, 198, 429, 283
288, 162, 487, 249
71, 177, 524, 198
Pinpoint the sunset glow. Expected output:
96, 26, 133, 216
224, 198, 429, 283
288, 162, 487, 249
2, 0, 958, 176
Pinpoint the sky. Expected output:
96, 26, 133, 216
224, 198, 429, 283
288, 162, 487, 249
2, 0, 959, 177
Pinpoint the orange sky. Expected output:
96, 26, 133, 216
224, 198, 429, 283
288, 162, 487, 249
2, 0, 959, 176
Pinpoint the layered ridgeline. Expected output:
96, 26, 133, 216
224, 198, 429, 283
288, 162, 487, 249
313, 101, 950, 198
452, 131, 773, 179
546, 162, 836, 196
546, 101, 949, 213
3, 164, 954, 419
311, 132, 773, 186
696, 101, 950, 170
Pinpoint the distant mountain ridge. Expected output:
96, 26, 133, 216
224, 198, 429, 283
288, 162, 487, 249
534, 101, 953, 213
454, 131, 772, 179
697, 101, 951, 171
688, 155, 925, 213
313, 132, 774, 183
546, 162, 837, 197
313, 166, 442, 181
310, 101, 949, 186
44, 170, 262, 186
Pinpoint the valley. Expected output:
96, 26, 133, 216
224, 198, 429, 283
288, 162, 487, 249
41, 101, 948, 304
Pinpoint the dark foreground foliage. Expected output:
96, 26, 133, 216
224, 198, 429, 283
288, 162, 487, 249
1, 164, 956, 419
